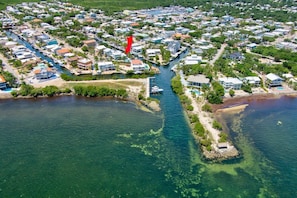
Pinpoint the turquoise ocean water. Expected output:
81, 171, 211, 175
0, 95, 297, 197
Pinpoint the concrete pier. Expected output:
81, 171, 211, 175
146, 77, 150, 98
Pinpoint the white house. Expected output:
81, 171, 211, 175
184, 54, 202, 65
146, 49, 161, 57
282, 73, 294, 79
98, 62, 116, 72
219, 77, 243, 90
266, 73, 282, 87
187, 75, 210, 87
130, 59, 148, 73
244, 76, 261, 87
33, 63, 55, 80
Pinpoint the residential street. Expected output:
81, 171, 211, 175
209, 43, 227, 66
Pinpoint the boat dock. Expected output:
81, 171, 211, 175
147, 77, 163, 97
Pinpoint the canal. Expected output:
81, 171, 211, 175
5, 30, 65, 73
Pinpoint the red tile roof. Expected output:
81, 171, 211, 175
0, 75, 6, 83
131, 59, 142, 65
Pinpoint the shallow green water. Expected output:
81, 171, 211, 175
1, 95, 297, 197
0, 54, 291, 197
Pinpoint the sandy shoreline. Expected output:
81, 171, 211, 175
185, 89, 297, 160
216, 104, 249, 114
0, 78, 163, 112
213, 91, 297, 112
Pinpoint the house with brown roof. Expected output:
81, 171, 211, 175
66, 56, 79, 65
83, 39, 97, 48
56, 48, 70, 56
77, 58, 92, 70
0, 75, 7, 90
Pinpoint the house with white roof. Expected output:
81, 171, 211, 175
282, 73, 294, 79
219, 77, 243, 90
184, 54, 202, 65
146, 49, 161, 57
77, 58, 92, 70
266, 73, 282, 87
187, 75, 210, 87
98, 62, 116, 72
244, 76, 261, 86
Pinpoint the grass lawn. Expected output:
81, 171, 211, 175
66, 80, 144, 90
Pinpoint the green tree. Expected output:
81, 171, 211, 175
242, 83, 252, 93
229, 89, 235, 97
202, 104, 212, 112
30, 88, 43, 97
82, 45, 89, 52
189, 30, 203, 38
42, 86, 60, 97
19, 83, 34, 96
219, 132, 228, 143
207, 91, 223, 104
13, 60, 22, 68
213, 120, 223, 131
171, 75, 183, 95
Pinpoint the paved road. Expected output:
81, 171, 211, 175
209, 43, 227, 66
0, 53, 21, 82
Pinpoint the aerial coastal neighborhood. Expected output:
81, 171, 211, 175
1, 0, 297, 159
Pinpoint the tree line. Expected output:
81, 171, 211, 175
10, 83, 128, 99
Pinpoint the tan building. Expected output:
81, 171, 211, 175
77, 58, 92, 70
83, 39, 97, 48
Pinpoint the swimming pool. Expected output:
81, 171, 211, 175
277, 87, 284, 90
2, 88, 12, 92
191, 89, 200, 95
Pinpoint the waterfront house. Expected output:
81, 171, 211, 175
282, 73, 294, 79
97, 62, 116, 72
244, 76, 261, 87
219, 77, 243, 90
67, 56, 79, 65
187, 75, 210, 87
0, 75, 7, 90
4, 41, 18, 48
184, 54, 202, 65
266, 73, 282, 87
146, 49, 161, 57
33, 63, 55, 80
168, 40, 181, 55
130, 59, 148, 73
77, 58, 92, 70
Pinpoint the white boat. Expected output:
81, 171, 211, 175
151, 86, 163, 94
